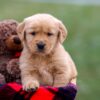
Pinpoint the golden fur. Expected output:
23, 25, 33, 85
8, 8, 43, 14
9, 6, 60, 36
17, 14, 77, 91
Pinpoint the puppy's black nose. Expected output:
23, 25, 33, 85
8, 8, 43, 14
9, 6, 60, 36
37, 42, 45, 51
13, 37, 21, 44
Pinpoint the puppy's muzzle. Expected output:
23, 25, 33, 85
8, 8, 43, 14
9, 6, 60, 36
37, 41, 45, 51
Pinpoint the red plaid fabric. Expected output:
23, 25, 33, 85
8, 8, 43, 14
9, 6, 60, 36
0, 82, 77, 100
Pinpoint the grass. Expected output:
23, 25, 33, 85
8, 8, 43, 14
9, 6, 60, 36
0, 0, 100, 99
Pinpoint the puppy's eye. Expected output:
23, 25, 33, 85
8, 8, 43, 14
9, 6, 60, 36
47, 32, 53, 36
31, 32, 36, 36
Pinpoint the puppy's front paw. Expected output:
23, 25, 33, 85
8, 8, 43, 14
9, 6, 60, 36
23, 80, 39, 91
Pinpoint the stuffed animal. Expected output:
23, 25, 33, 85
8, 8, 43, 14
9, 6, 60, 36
0, 19, 22, 84
0, 73, 5, 84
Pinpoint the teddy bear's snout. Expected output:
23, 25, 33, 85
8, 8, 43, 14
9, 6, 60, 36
13, 37, 21, 45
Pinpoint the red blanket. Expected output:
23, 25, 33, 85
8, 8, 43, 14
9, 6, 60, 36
0, 82, 77, 100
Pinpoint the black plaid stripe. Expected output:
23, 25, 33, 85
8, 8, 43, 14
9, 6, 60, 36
14, 89, 36, 100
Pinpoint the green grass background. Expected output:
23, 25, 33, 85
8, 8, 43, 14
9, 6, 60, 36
0, 0, 100, 99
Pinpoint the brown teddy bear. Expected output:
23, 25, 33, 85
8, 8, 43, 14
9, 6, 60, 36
0, 19, 22, 84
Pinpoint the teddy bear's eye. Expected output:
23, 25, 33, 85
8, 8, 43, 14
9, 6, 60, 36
5, 33, 10, 37
47, 32, 53, 36
3, 38, 6, 41
31, 32, 36, 36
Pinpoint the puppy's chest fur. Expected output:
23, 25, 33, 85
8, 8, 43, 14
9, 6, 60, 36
29, 55, 57, 85
20, 45, 76, 86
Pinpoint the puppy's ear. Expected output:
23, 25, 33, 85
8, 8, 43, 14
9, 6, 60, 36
17, 22, 25, 41
58, 21, 67, 43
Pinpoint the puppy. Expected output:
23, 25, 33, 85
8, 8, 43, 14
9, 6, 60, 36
17, 14, 77, 91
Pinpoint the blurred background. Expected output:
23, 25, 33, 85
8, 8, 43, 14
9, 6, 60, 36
0, 0, 100, 99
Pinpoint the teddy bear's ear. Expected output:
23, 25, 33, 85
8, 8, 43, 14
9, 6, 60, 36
17, 22, 25, 41
58, 21, 68, 43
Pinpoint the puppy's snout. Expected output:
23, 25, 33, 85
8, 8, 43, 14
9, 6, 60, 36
37, 42, 45, 51
13, 37, 21, 44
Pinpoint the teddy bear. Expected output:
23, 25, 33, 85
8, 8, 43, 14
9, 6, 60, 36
0, 19, 22, 84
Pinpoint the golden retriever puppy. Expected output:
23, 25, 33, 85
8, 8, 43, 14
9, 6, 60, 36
17, 13, 77, 91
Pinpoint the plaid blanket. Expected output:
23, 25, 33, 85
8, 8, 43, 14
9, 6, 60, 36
0, 82, 77, 100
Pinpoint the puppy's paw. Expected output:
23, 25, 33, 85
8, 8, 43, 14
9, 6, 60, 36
23, 80, 39, 91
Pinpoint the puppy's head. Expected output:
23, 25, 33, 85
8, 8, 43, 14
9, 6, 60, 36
17, 14, 67, 55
